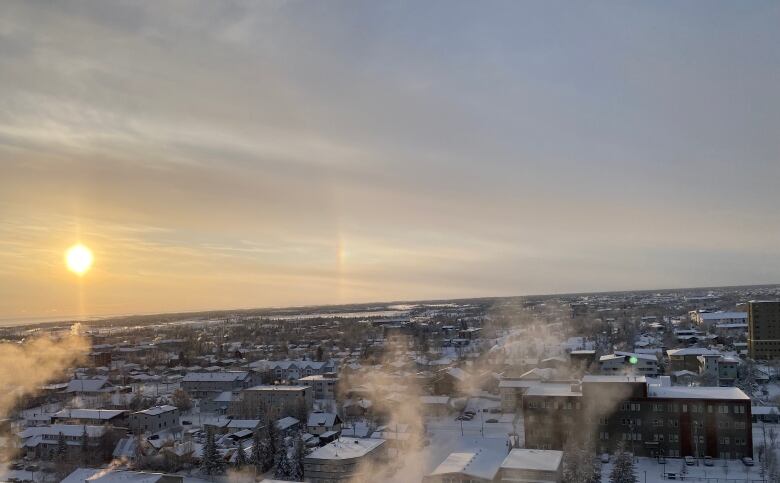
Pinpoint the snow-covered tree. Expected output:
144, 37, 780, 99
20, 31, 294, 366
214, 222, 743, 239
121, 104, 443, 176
609, 445, 637, 483
80, 427, 89, 465
201, 427, 226, 475
56, 432, 67, 461
274, 444, 291, 480
288, 433, 305, 481
235, 441, 247, 469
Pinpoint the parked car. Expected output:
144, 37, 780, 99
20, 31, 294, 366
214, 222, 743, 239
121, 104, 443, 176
489, 408, 501, 413
743, 457, 755, 466
684, 456, 695, 466
485, 418, 498, 423
704, 457, 714, 466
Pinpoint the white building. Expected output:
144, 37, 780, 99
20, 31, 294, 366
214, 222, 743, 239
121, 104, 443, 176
599, 351, 659, 376
303, 437, 386, 483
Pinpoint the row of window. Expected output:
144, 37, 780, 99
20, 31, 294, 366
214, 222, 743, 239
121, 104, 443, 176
598, 432, 746, 446
619, 402, 747, 414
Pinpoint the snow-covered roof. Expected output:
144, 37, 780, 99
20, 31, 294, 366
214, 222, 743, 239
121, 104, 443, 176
275, 416, 300, 431
134, 405, 177, 416
501, 448, 563, 472
245, 385, 310, 392
65, 377, 112, 393
53, 409, 126, 420
181, 371, 249, 382
699, 312, 747, 320
752, 406, 779, 415
582, 375, 647, 384
305, 437, 385, 460
308, 412, 339, 427
525, 383, 581, 397
647, 385, 749, 400
420, 395, 450, 405
667, 348, 721, 357
429, 450, 506, 480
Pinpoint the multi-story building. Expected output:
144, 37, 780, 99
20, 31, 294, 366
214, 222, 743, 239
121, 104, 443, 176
691, 311, 748, 328
747, 300, 780, 360
237, 385, 313, 420
181, 371, 253, 399
297, 373, 340, 400
250, 360, 338, 383
130, 405, 180, 435
667, 348, 721, 372
19, 424, 127, 460
303, 437, 386, 483
523, 375, 753, 460
599, 352, 659, 376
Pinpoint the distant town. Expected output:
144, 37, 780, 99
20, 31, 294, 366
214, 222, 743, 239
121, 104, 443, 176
1, 284, 780, 483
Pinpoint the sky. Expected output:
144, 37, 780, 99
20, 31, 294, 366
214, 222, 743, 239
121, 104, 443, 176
1, 1, 779, 320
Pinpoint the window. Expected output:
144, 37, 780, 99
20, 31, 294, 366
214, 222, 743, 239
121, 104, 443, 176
720, 437, 730, 445
719, 405, 729, 414
668, 419, 679, 428
653, 419, 663, 427
669, 434, 679, 443
682, 404, 688, 413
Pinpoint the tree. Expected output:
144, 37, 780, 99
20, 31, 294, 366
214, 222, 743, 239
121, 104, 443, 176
235, 441, 247, 469
736, 358, 757, 396
250, 429, 264, 471
80, 427, 90, 465
609, 445, 637, 483
171, 388, 193, 412
56, 431, 67, 461
274, 442, 291, 480
288, 433, 305, 481
200, 427, 226, 476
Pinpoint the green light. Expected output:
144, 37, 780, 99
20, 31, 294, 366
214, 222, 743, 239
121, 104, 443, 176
629, 356, 638, 364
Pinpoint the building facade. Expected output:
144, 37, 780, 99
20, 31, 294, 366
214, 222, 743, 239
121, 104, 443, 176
747, 300, 780, 360
130, 405, 180, 435
523, 376, 753, 460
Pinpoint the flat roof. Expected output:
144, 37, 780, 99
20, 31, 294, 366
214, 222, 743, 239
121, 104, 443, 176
525, 383, 581, 397
429, 450, 506, 480
647, 386, 749, 401
246, 385, 310, 392
305, 437, 384, 460
501, 448, 563, 472
582, 375, 647, 384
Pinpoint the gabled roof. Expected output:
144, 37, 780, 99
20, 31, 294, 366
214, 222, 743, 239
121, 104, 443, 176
308, 412, 340, 428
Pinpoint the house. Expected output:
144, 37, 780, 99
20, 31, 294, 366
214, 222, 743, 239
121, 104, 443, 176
62, 468, 194, 483
200, 391, 236, 415
432, 367, 470, 395
130, 405, 180, 435
303, 438, 386, 483
307, 412, 342, 436
752, 406, 780, 424
419, 396, 451, 417
65, 377, 115, 396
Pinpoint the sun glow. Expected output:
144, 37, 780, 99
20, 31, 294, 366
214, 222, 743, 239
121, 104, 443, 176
65, 244, 94, 275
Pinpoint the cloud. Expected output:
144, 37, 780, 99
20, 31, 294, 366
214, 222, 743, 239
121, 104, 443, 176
0, 0, 779, 318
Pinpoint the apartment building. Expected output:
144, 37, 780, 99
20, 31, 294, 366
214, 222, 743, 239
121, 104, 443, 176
691, 311, 748, 328
19, 424, 126, 460
238, 385, 313, 420
599, 352, 659, 376
52, 409, 128, 427
180, 371, 253, 399
297, 373, 340, 400
250, 360, 338, 383
130, 405, 180, 435
667, 348, 721, 372
303, 437, 386, 483
747, 300, 780, 360
523, 375, 753, 460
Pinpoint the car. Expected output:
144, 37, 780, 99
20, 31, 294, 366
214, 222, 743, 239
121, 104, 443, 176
489, 408, 501, 414
148, 434, 160, 440
463, 414, 474, 420
742, 457, 755, 466
24, 465, 38, 472
181, 420, 192, 425
684, 456, 695, 466
704, 457, 714, 466
10, 463, 24, 470
464, 410, 476, 416
600, 454, 610, 463
485, 418, 499, 423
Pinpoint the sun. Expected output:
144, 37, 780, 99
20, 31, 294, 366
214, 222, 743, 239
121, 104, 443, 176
65, 244, 94, 275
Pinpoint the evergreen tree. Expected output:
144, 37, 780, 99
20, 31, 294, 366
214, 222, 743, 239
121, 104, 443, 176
274, 442, 291, 480
80, 427, 89, 465
266, 421, 279, 470
56, 432, 67, 461
610, 445, 637, 483
235, 441, 247, 469
201, 428, 226, 475
250, 429, 263, 470
288, 433, 305, 481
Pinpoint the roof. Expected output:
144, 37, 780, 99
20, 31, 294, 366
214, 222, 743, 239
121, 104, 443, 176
500, 448, 563, 472
525, 383, 581, 397
420, 395, 450, 405
65, 377, 112, 393
429, 450, 506, 480
134, 405, 177, 416
752, 406, 779, 415
20, 424, 106, 439
582, 375, 647, 384
275, 416, 300, 431
647, 386, 750, 401
499, 379, 540, 389
53, 409, 126, 420
246, 385, 310, 392
182, 371, 248, 382
667, 348, 721, 357
699, 312, 747, 320
308, 412, 339, 427
305, 437, 385, 461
